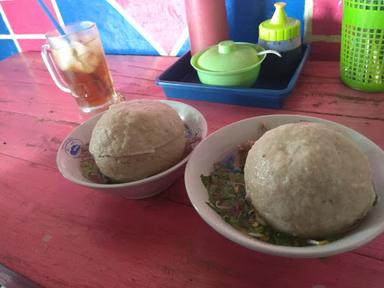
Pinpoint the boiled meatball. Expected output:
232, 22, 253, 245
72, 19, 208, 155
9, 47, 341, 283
89, 100, 186, 182
244, 122, 376, 239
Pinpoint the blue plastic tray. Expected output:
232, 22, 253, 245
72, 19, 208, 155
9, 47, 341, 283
156, 44, 310, 109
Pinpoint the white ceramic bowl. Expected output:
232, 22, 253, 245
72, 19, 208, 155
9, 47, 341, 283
185, 114, 384, 258
57, 100, 207, 199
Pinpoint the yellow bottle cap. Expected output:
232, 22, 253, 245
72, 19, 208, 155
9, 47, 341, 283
259, 2, 300, 42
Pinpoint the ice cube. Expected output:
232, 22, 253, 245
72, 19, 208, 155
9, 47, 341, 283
52, 40, 100, 73
70, 40, 100, 73
52, 40, 76, 71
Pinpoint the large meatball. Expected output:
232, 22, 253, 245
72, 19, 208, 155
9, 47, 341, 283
89, 100, 186, 182
244, 122, 376, 239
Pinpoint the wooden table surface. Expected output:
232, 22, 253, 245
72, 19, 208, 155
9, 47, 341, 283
0, 52, 384, 288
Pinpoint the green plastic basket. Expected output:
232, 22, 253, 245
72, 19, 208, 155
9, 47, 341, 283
340, 0, 384, 92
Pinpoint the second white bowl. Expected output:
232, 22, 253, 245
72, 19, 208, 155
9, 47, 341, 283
185, 114, 384, 258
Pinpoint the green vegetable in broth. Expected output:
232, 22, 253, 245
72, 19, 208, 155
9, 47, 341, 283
201, 143, 339, 247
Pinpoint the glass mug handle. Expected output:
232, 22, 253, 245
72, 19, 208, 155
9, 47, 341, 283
41, 44, 71, 94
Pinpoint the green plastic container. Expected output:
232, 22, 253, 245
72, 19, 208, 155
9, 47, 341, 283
340, 0, 384, 92
190, 41, 267, 87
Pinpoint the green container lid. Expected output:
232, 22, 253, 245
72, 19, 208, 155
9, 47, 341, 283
259, 2, 300, 42
195, 40, 260, 72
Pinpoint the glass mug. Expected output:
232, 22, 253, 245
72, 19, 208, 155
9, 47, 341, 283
42, 21, 118, 113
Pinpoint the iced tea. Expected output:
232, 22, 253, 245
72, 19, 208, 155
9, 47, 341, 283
42, 22, 117, 112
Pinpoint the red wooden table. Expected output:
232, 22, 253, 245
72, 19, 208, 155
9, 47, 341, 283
0, 52, 384, 288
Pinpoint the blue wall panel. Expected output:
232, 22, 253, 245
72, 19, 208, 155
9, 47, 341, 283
0, 40, 18, 61
55, 0, 160, 55
0, 14, 10, 34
